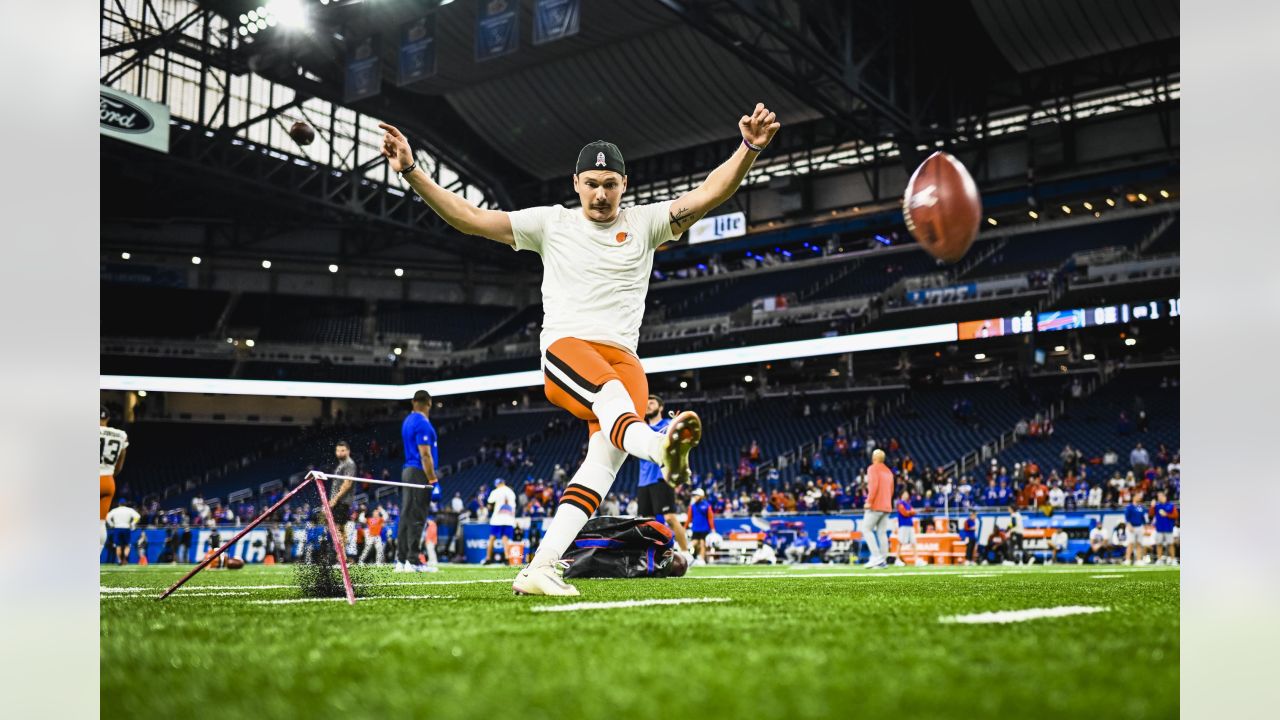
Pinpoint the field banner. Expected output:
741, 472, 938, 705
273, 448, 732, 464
533, 0, 580, 45
100, 85, 169, 153
397, 15, 437, 85
476, 0, 519, 61
344, 34, 382, 102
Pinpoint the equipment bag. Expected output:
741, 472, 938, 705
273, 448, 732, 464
562, 516, 688, 579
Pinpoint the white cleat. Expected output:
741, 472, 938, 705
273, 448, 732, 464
914, 559, 928, 567
513, 560, 580, 596
393, 562, 414, 573
659, 411, 702, 487
864, 560, 888, 569
417, 565, 439, 573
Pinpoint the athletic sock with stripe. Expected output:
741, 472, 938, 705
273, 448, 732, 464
593, 379, 664, 463
529, 431, 625, 565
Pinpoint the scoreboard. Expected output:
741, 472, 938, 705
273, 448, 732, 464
958, 298, 1178, 340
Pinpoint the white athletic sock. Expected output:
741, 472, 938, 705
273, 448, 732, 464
530, 432, 625, 565
592, 380, 663, 462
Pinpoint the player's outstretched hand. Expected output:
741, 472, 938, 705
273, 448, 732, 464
739, 102, 781, 149
378, 122, 415, 173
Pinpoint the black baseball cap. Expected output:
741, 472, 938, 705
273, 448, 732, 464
576, 140, 625, 176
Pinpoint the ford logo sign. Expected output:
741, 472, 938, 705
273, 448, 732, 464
100, 92, 153, 134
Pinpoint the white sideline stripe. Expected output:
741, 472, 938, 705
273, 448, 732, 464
959, 573, 995, 578
531, 597, 731, 613
939, 606, 1110, 624
250, 594, 456, 605
1090, 574, 1124, 579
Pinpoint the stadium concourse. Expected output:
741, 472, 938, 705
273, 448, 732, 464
98, 0, 1180, 717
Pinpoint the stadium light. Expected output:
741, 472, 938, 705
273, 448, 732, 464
394, 268, 405, 277
1106, 198, 1116, 207
393, 347, 403, 356
1083, 201, 1094, 211
137, 390, 147, 397
1083, 353, 1097, 361
238, 26, 249, 36
679, 380, 688, 389
191, 256, 202, 265
1160, 189, 1170, 198
120, 251, 131, 260
328, 264, 339, 273
986, 217, 997, 226
1054, 345, 1065, 352
245, 339, 256, 348
226, 337, 234, 343
511, 400, 518, 406
1028, 210, 1039, 219
1124, 338, 1137, 346
261, 260, 272, 269
1061, 205, 1071, 214
1137, 193, 1149, 202
267, 0, 310, 30
973, 353, 986, 360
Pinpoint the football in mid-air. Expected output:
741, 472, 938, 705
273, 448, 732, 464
902, 151, 981, 263
289, 121, 315, 146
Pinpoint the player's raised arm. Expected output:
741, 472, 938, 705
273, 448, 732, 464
379, 122, 515, 246
667, 103, 781, 237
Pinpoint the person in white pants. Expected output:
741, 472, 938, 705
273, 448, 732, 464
862, 450, 894, 568
359, 507, 387, 565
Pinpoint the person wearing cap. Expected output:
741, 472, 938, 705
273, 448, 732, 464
379, 103, 781, 596
687, 488, 716, 565
485, 478, 519, 564
99, 406, 129, 552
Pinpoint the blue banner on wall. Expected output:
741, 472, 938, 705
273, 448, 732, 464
397, 15, 437, 86
476, 0, 519, 61
533, 0, 580, 45
344, 34, 382, 102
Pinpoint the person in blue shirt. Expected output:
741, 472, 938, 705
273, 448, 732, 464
961, 509, 981, 565
896, 491, 926, 567
1123, 494, 1150, 566
396, 389, 439, 573
686, 487, 716, 564
636, 395, 691, 557
1152, 491, 1179, 565
983, 479, 1001, 507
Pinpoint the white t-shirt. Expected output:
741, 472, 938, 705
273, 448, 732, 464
487, 485, 518, 527
105, 506, 140, 529
508, 201, 676, 355
99, 426, 129, 475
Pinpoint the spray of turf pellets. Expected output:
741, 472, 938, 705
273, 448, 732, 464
293, 525, 369, 598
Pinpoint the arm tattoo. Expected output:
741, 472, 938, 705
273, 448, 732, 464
669, 206, 698, 231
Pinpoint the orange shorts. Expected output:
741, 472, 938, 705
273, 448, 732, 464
100, 474, 115, 520
542, 338, 648, 438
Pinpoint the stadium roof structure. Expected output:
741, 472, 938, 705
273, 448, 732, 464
101, 0, 1178, 269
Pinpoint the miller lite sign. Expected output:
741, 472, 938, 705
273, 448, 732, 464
100, 85, 170, 153
688, 211, 747, 245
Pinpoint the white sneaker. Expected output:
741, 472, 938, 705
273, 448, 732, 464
393, 562, 412, 573
417, 565, 439, 573
658, 411, 702, 487
864, 560, 888, 569
513, 560, 580, 596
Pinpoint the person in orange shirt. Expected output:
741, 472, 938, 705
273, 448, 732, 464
862, 449, 894, 569
359, 506, 387, 565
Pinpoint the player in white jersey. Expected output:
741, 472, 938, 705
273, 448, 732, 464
99, 406, 129, 550
380, 103, 781, 595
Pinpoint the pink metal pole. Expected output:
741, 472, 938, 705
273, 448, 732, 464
157, 475, 317, 600
313, 475, 357, 605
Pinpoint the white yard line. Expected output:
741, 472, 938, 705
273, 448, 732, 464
102, 591, 255, 599
1090, 574, 1124, 579
531, 597, 731, 613
249, 595, 456, 605
939, 606, 1110, 624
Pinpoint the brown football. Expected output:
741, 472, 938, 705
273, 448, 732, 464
225, 557, 245, 570
902, 151, 981, 263
289, 121, 315, 147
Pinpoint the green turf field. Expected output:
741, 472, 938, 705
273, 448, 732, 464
100, 563, 1178, 719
